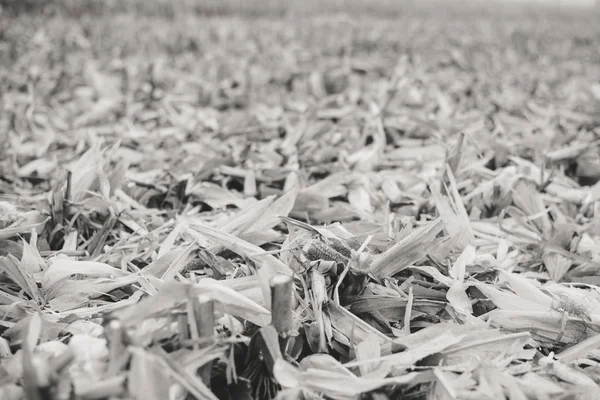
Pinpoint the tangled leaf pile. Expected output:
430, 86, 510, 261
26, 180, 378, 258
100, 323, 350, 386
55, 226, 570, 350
2, 6, 600, 400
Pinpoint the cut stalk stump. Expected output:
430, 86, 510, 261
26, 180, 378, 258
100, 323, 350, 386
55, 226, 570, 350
104, 319, 130, 377
191, 294, 216, 386
270, 274, 294, 352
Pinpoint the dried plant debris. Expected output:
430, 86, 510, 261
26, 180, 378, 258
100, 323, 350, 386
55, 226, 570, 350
2, 3, 600, 400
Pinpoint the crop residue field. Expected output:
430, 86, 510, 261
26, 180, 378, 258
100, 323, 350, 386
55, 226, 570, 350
1, 3, 600, 400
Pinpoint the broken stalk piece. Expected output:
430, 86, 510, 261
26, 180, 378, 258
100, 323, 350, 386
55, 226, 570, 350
76, 375, 127, 399
239, 276, 293, 398
172, 309, 190, 341
48, 348, 75, 382
31, 357, 52, 400
105, 319, 130, 376
63, 170, 71, 225
270, 275, 294, 352
191, 294, 216, 386
25, 348, 75, 400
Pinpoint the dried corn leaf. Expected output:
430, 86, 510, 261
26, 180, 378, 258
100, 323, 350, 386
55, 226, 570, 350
274, 356, 425, 400
369, 218, 445, 280
431, 167, 474, 250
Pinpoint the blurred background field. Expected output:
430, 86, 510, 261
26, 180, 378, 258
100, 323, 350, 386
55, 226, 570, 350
1, 0, 599, 18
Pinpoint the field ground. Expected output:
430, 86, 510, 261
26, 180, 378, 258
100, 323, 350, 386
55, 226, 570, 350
2, 2, 600, 400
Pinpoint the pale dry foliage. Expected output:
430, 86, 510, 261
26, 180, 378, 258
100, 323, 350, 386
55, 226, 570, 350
1, 4, 600, 400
